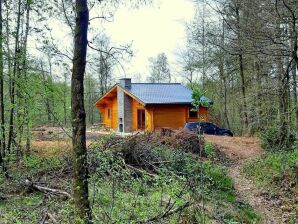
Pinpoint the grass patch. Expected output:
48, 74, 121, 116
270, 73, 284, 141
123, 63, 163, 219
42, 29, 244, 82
243, 149, 298, 188
243, 148, 297, 223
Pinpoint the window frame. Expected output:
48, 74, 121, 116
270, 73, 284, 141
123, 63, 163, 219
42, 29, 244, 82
188, 107, 198, 119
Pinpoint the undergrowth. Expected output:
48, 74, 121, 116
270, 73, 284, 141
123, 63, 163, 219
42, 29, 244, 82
243, 148, 298, 223
0, 132, 261, 223
244, 149, 297, 189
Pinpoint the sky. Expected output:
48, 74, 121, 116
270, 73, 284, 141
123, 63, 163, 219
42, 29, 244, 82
30, 0, 196, 83
101, 0, 196, 82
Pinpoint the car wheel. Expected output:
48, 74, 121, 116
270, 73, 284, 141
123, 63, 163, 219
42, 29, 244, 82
223, 133, 232, 137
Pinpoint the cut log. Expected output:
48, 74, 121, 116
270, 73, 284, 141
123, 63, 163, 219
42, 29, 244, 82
25, 179, 72, 199
47, 212, 58, 223
38, 213, 48, 224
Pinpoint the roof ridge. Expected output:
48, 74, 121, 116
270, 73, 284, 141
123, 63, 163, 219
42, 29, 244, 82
131, 83, 182, 85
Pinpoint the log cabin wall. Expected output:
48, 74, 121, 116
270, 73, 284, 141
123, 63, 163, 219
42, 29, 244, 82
149, 105, 208, 131
151, 105, 186, 130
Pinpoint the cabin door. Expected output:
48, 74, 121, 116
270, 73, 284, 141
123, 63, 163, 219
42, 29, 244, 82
106, 108, 111, 128
137, 109, 145, 130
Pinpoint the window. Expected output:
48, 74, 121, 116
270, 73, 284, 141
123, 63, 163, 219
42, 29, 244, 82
188, 107, 198, 118
107, 108, 111, 119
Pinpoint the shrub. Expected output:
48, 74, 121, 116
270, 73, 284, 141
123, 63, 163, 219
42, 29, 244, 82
204, 143, 215, 159
260, 124, 297, 151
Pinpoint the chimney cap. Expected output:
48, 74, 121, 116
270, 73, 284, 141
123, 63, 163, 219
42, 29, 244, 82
119, 78, 131, 89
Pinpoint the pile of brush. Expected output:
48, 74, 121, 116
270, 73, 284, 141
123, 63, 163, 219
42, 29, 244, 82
89, 130, 205, 173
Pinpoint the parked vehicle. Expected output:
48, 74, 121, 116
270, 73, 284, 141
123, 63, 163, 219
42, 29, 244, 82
184, 122, 233, 136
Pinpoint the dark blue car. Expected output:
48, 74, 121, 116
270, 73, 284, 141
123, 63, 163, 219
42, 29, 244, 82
184, 122, 233, 136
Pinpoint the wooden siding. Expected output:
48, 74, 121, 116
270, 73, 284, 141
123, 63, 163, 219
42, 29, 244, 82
111, 96, 118, 129
96, 97, 118, 129
150, 105, 208, 131
145, 107, 154, 132
95, 87, 118, 130
153, 105, 186, 130
98, 103, 208, 132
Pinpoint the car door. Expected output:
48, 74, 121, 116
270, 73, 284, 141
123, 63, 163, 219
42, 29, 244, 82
204, 123, 217, 135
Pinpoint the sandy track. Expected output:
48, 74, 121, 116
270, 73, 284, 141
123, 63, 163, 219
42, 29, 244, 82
205, 135, 284, 224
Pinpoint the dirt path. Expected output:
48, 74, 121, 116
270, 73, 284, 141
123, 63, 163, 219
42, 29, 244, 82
205, 135, 283, 224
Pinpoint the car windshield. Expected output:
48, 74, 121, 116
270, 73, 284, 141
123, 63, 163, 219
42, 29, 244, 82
186, 123, 199, 129
199, 122, 218, 128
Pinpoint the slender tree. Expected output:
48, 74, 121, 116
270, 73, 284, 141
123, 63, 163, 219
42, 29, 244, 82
71, 0, 91, 222
7, 0, 21, 154
0, 0, 5, 171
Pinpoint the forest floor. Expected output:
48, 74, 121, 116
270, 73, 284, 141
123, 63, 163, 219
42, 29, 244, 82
205, 135, 292, 224
31, 127, 294, 223
1, 126, 294, 223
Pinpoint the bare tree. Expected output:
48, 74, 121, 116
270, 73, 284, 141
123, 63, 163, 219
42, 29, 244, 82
148, 53, 171, 83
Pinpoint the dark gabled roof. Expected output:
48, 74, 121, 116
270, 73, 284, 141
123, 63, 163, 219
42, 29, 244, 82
119, 83, 213, 106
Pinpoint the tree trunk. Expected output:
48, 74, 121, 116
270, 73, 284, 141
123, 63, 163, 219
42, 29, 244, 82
201, 0, 206, 88
255, 58, 263, 131
235, 5, 249, 133
292, 63, 298, 128
7, 0, 21, 154
63, 75, 67, 125
41, 63, 52, 124
219, 19, 230, 129
291, 18, 298, 129
48, 57, 55, 126
23, 0, 31, 154
277, 55, 288, 148
88, 77, 92, 125
71, 0, 91, 222
0, 0, 5, 172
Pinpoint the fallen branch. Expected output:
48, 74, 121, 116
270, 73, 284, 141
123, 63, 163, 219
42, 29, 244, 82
47, 212, 58, 223
38, 212, 48, 224
122, 159, 157, 177
139, 201, 192, 223
25, 179, 72, 199
125, 163, 157, 177
38, 212, 58, 224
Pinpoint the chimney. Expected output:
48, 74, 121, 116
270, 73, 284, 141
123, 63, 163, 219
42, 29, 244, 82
117, 78, 132, 133
119, 78, 131, 89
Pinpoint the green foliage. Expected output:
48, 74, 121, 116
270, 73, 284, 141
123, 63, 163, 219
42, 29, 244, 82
204, 143, 216, 159
0, 193, 72, 223
260, 124, 297, 151
244, 149, 298, 188
0, 151, 73, 223
21, 153, 65, 177
191, 86, 209, 109
19, 71, 71, 126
